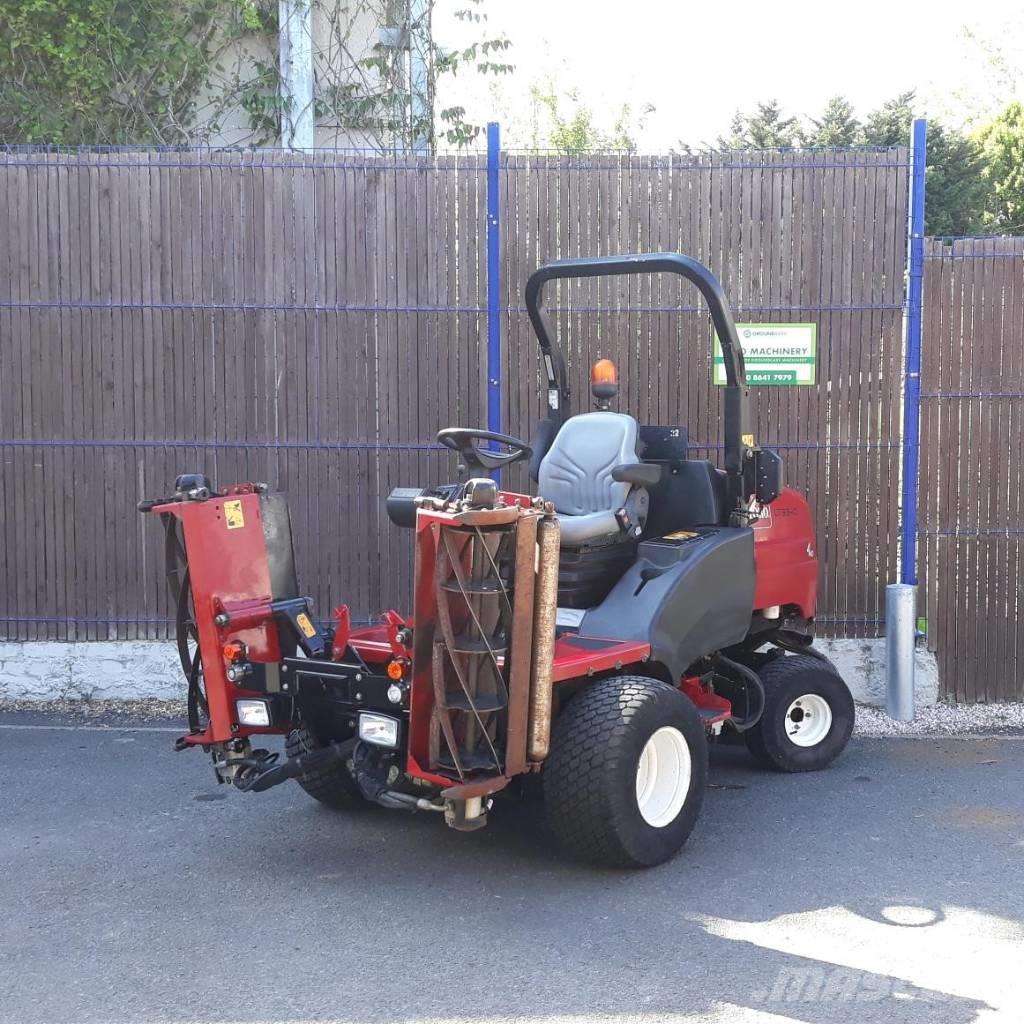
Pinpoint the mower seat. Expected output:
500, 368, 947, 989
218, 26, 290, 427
538, 411, 648, 547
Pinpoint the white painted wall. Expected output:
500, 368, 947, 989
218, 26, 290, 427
0, 638, 938, 707
817, 638, 939, 709
191, 0, 396, 148
0, 643, 184, 702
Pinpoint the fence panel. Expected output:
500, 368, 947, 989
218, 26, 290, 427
919, 236, 1024, 701
0, 147, 908, 645
0, 150, 485, 640
499, 149, 909, 639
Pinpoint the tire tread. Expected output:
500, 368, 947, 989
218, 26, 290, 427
285, 726, 367, 810
544, 675, 706, 868
744, 653, 854, 772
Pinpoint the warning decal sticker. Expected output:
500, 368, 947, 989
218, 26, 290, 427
224, 500, 245, 529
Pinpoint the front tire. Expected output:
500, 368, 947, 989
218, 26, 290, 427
544, 675, 708, 868
744, 654, 854, 772
285, 726, 369, 810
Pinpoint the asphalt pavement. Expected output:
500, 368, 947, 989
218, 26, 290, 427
2, 712, 1022, 1024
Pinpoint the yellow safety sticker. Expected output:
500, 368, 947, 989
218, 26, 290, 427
742, 434, 755, 447
224, 500, 245, 529
663, 529, 698, 540
296, 612, 317, 638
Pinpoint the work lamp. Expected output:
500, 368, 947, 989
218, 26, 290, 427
358, 712, 399, 748
235, 699, 271, 728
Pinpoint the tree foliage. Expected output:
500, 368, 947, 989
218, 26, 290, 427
0, 0, 268, 144
718, 100, 800, 149
432, 3, 513, 147
856, 91, 990, 234
529, 85, 653, 153
0, 0, 511, 150
330, 0, 513, 151
921, 123, 991, 236
804, 95, 859, 147
720, 92, 1001, 236
977, 101, 1024, 233
860, 91, 916, 147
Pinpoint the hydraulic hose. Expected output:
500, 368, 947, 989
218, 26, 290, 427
237, 738, 358, 793
713, 653, 766, 731
350, 742, 445, 811
161, 515, 208, 734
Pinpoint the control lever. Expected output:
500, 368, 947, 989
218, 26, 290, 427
634, 565, 668, 596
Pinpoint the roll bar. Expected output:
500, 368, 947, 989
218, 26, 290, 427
524, 252, 753, 506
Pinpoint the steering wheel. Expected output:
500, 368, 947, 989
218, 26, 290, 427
436, 428, 532, 475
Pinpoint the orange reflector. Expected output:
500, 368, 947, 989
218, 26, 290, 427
591, 358, 618, 385
386, 659, 406, 680
223, 639, 247, 663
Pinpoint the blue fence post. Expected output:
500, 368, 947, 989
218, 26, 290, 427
485, 122, 502, 468
900, 118, 927, 585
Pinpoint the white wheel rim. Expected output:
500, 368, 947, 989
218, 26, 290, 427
784, 693, 833, 747
635, 726, 692, 828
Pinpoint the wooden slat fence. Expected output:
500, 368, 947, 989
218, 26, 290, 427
0, 151, 487, 640
919, 236, 1024, 701
499, 150, 909, 640
0, 148, 908, 654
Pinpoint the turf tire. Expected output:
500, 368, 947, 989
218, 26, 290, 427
744, 653, 855, 772
543, 675, 707, 868
285, 726, 369, 810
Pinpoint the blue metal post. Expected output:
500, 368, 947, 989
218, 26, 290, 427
486, 123, 502, 458
900, 118, 927, 586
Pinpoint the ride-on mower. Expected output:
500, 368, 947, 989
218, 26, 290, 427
139, 253, 854, 868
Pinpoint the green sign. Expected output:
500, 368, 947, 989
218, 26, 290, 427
713, 323, 817, 386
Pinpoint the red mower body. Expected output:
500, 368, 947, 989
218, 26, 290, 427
153, 487, 286, 746
752, 486, 818, 619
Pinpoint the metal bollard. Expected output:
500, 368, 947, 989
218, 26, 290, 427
886, 583, 916, 721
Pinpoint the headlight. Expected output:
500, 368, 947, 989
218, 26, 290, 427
236, 698, 271, 727
358, 712, 399, 748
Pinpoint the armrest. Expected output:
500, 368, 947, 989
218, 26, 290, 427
611, 462, 663, 487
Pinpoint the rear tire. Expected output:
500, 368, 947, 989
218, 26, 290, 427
285, 726, 369, 810
543, 675, 707, 868
744, 654, 854, 772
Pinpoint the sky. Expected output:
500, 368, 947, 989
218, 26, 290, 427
436, 0, 1024, 149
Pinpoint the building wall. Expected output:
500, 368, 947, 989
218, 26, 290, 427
192, 0, 400, 149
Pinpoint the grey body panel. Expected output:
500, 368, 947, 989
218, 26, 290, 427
578, 528, 755, 680
261, 491, 299, 601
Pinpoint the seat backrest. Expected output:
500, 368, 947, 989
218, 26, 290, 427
538, 412, 640, 516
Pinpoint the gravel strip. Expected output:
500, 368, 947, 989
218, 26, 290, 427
0, 697, 186, 721
854, 701, 1024, 737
